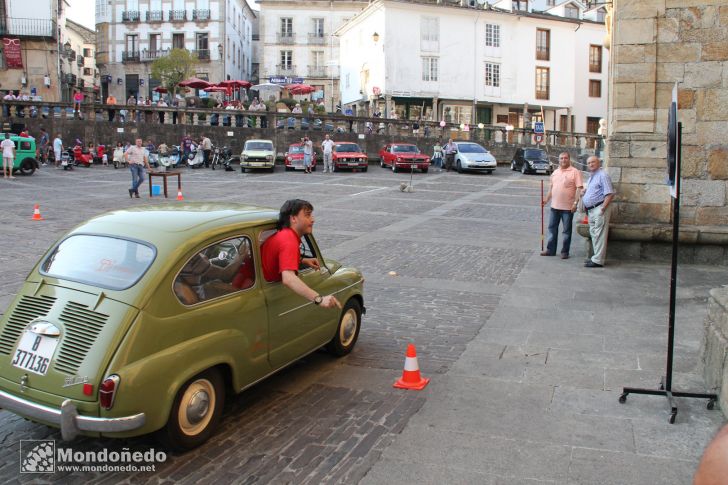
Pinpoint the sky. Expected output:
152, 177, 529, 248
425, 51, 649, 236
66, 0, 259, 31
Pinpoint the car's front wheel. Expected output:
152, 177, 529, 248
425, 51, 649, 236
521, 163, 528, 175
456, 160, 463, 174
327, 299, 362, 356
158, 368, 225, 451
511, 160, 516, 171
19, 158, 36, 175
380, 157, 385, 168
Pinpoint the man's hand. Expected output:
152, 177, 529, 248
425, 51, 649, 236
302, 258, 320, 271
320, 295, 342, 309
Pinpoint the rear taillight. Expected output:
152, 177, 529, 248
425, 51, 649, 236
99, 375, 120, 410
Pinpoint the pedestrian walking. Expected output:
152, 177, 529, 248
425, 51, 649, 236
38, 127, 50, 166
582, 156, 615, 268
302, 136, 313, 173
52, 133, 63, 168
541, 152, 583, 259
321, 134, 334, 173
125, 138, 151, 198
444, 138, 457, 172
432, 140, 443, 171
2, 133, 15, 179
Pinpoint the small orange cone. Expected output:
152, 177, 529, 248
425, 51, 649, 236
393, 343, 430, 390
31, 204, 44, 221
176, 189, 184, 201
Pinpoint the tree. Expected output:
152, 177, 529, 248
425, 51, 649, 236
151, 49, 197, 94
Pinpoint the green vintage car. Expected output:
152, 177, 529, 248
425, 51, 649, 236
2, 133, 39, 175
0, 204, 364, 450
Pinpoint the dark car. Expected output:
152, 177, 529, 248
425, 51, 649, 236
511, 147, 552, 175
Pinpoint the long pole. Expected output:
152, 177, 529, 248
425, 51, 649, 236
541, 180, 544, 251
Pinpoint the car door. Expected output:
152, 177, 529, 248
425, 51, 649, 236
514, 148, 523, 169
260, 231, 338, 369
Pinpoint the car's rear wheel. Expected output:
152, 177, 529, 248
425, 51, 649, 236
158, 368, 225, 451
326, 299, 362, 356
19, 158, 36, 175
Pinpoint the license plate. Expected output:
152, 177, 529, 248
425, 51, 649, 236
537, 169, 547, 174
348, 162, 359, 166
251, 162, 263, 167
12, 331, 59, 375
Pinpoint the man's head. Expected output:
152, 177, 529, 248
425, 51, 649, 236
325, 134, 330, 141
277, 199, 315, 234
4, 133, 9, 139
558, 152, 571, 169
135, 138, 143, 147
587, 156, 601, 172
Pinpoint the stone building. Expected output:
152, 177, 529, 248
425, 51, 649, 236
606, 0, 728, 263
63, 20, 97, 102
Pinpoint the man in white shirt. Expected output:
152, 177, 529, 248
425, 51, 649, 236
201, 134, 212, 167
52, 134, 63, 168
1, 133, 15, 179
321, 134, 334, 173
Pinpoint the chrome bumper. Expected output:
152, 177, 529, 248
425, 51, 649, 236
0, 389, 145, 440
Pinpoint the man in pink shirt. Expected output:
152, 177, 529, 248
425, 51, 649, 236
541, 152, 583, 259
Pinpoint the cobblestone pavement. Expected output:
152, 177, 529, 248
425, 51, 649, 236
0, 164, 724, 483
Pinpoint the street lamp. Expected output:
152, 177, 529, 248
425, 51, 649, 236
372, 32, 379, 43
217, 43, 223, 58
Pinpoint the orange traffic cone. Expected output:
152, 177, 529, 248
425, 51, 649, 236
176, 189, 184, 201
31, 204, 44, 221
393, 343, 430, 390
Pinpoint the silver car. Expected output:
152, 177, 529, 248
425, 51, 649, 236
454, 142, 497, 174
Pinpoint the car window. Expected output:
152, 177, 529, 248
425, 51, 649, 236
245, 142, 273, 151
457, 144, 487, 154
40, 235, 156, 290
525, 149, 546, 159
288, 145, 303, 154
174, 236, 255, 306
20, 141, 31, 150
393, 145, 419, 153
334, 144, 361, 153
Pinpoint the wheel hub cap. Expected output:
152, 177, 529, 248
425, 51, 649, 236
186, 390, 210, 424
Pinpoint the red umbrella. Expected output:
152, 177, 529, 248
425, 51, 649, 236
218, 80, 251, 89
286, 83, 316, 95
203, 86, 228, 92
179, 77, 211, 89
153, 86, 168, 93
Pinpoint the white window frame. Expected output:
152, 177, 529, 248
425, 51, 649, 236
420, 16, 439, 52
485, 24, 500, 48
422, 56, 438, 82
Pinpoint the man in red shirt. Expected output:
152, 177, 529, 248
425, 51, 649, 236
262, 199, 341, 309
541, 152, 583, 259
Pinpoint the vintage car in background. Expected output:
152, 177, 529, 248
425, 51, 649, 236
331, 142, 368, 172
0, 204, 365, 450
284, 142, 318, 171
378, 143, 430, 173
240, 139, 276, 172
453, 142, 497, 174
2, 133, 38, 175
510, 147, 553, 175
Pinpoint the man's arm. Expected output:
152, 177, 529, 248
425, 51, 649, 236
281, 270, 340, 309
602, 193, 614, 211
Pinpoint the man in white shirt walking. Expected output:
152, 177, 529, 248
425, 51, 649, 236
321, 134, 334, 173
1, 133, 15, 179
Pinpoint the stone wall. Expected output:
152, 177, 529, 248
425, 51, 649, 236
701, 287, 728, 417
606, 0, 728, 263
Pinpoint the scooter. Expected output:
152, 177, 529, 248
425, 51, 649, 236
113, 146, 128, 169
147, 150, 159, 168
221, 146, 235, 171
73, 145, 93, 167
187, 144, 205, 169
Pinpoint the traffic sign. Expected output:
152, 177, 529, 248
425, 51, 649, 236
534, 121, 545, 134
534, 134, 544, 144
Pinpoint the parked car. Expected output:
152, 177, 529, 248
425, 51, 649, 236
378, 143, 430, 173
453, 142, 497, 174
0, 204, 365, 450
240, 139, 275, 172
510, 147, 552, 175
284, 142, 318, 171
331, 142, 368, 172
2, 133, 38, 175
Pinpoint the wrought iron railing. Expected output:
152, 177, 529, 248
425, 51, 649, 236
277, 33, 294, 44
275, 64, 296, 75
0, 17, 56, 38
169, 10, 186, 21
146, 10, 163, 22
192, 9, 210, 21
141, 49, 169, 61
308, 33, 325, 45
194, 49, 210, 60
122, 51, 140, 62
307, 65, 327, 78
122, 11, 140, 22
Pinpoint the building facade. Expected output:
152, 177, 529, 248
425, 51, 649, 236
338, 0, 607, 135
0, 0, 62, 101
95, 0, 255, 102
63, 20, 97, 102
257, 0, 368, 111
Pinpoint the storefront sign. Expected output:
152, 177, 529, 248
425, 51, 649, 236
2, 38, 23, 69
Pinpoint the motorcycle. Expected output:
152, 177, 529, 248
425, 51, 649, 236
147, 150, 160, 168
210, 145, 234, 171
187, 144, 205, 169
159, 145, 179, 169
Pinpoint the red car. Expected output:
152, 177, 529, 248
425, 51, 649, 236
284, 142, 318, 171
378, 143, 430, 173
332, 142, 368, 172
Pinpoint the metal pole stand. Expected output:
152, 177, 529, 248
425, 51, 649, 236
618, 123, 717, 423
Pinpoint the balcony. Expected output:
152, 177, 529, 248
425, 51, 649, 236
146, 10, 163, 22
307, 65, 327, 78
194, 49, 210, 60
122, 11, 140, 22
192, 9, 210, 21
308, 33, 325, 45
275, 64, 296, 76
277, 32, 294, 44
0, 17, 56, 38
169, 10, 186, 22
64, 73, 77, 85
122, 51, 140, 63
141, 49, 169, 61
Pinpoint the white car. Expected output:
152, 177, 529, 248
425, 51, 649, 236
240, 139, 275, 172
454, 142, 497, 174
